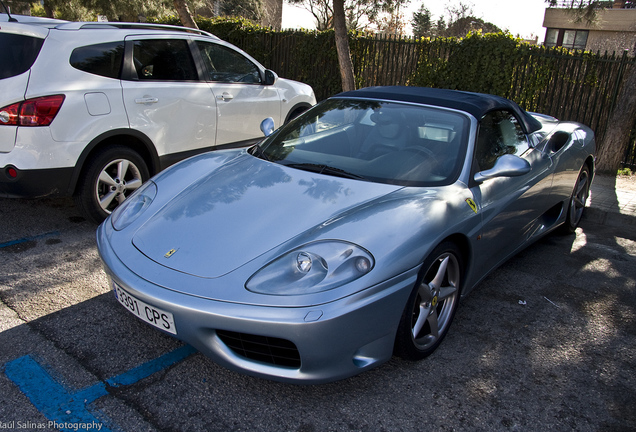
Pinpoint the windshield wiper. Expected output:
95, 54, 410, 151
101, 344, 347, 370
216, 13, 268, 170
284, 163, 367, 180
249, 144, 270, 161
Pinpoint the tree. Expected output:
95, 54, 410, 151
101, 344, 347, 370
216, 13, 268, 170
596, 59, 636, 173
443, 16, 501, 38
445, 0, 473, 24
375, 8, 407, 35
288, 0, 332, 30
286, 0, 410, 32
333, 0, 355, 91
369, 0, 409, 35
412, 4, 432, 38
173, 0, 198, 28
434, 16, 446, 36
220, 0, 265, 22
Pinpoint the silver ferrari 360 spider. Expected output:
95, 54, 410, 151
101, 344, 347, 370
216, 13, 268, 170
97, 86, 595, 384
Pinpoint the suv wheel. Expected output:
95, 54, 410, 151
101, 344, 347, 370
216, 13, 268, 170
74, 146, 150, 224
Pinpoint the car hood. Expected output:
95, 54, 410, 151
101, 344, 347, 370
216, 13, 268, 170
132, 154, 401, 278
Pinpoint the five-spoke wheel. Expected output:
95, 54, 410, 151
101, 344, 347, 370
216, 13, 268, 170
75, 146, 149, 224
394, 241, 463, 360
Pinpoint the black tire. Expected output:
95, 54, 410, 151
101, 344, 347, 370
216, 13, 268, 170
74, 146, 150, 224
394, 241, 463, 361
562, 164, 590, 234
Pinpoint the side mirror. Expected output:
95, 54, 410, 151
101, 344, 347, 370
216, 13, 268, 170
264, 69, 278, 86
474, 154, 531, 183
260, 117, 275, 137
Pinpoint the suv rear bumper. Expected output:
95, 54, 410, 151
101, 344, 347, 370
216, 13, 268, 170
0, 166, 73, 198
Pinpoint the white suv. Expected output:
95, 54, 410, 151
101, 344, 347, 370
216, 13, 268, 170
0, 14, 316, 222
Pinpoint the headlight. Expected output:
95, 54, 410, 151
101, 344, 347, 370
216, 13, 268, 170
246, 240, 374, 295
111, 181, 157, 231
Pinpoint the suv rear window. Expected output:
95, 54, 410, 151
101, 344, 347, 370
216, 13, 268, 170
0, 33, 44, 79
70, 42, 124, 79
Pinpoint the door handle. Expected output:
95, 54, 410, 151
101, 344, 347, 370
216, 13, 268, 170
216, 92, 234, 101
135, 97, 159, 104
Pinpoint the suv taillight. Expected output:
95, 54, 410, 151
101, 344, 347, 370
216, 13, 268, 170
0, 95, 65, 126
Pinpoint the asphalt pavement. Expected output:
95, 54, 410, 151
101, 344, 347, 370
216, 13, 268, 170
0, 174, 634, 432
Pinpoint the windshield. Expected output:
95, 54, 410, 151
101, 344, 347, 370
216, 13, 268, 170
257, 98, 469, 187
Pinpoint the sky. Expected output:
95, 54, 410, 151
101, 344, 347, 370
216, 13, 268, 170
282, 0, 549, 42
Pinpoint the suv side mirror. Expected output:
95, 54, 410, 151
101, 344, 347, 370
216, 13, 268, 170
474, 154, 531, 183
260, 117, 275, 136
264, 69, 278, 86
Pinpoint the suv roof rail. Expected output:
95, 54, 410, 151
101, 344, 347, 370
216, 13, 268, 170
55, 21, 219, 39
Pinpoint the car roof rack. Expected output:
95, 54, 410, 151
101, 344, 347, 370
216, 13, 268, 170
55, 21, 218, 39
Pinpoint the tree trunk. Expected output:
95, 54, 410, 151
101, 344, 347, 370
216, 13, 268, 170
173, 0, 199, 29
596, 61, 636, 173
332, 0, 355, 92
43, 1, 54, 18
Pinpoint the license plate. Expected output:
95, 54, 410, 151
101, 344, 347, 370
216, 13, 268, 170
113, 282, 177, 335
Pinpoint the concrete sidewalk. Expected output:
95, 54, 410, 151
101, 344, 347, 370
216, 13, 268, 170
586, 174, 636, 227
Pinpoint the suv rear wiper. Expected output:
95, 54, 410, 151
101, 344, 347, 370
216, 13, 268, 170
284, 163, 367, 180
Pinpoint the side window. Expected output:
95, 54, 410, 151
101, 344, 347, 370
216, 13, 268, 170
196, 41, 262, 84
132, 39, 198, 81
0, 33, 44, 79
475, 110, 530, 171
70, 42, 124, 79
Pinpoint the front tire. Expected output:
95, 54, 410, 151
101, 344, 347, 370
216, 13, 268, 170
394, 242, 463, 360
74, 146, 149, 224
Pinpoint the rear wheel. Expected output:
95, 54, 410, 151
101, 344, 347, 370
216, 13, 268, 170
74, 146, 149, 224
394, 242, 463, 360
562, 165, 590, 234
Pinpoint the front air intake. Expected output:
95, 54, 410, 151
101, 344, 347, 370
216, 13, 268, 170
216, 330, 301, 368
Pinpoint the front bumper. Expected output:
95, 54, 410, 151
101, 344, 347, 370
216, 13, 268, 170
97, 222, 417, 384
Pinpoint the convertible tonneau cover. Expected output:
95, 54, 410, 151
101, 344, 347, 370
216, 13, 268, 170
336, 86, 543, 134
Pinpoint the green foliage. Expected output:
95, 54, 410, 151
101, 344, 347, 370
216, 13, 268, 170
30, 3, 46, 17
411, 32, 523, 96
617, 168, 633, 176
408, 31, 616, 117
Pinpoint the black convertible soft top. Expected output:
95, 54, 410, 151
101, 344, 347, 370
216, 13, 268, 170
335, 86, 543, 134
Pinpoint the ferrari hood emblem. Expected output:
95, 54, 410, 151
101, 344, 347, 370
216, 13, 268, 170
164, 248, 178, 258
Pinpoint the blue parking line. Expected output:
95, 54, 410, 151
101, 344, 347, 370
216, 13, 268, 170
0, 231, 60, 249
4, 345, 196, 431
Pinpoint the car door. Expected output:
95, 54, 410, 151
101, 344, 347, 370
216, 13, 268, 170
121, 36, 217, 159
470, 110, 555, 271
194, 40, 281, 146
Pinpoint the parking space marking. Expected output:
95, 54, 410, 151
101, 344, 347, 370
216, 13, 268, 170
0, 231, 60, 249
4, 345, 196, 431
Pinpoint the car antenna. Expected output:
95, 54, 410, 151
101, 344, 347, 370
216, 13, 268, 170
1, 0, 18, 21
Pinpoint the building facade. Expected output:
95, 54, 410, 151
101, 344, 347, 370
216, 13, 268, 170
543, 1, 636, 53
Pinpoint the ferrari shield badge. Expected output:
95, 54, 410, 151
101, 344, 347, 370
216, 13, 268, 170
164, 248, 178, 258
466, 198, 478, 214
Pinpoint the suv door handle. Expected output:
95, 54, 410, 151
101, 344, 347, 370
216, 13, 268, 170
216, 92, 234, 101
135, 97, 159, 104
